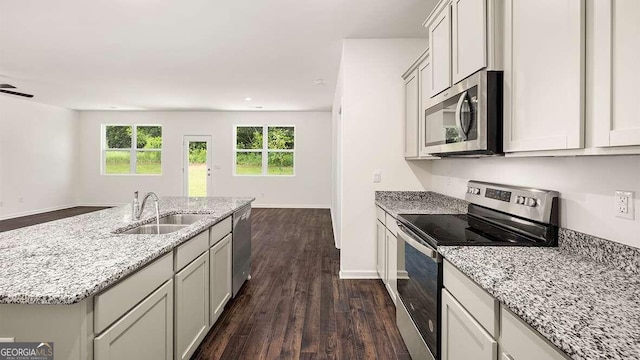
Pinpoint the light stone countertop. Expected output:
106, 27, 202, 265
0, 196, 254, 305
375, 190, 640, 360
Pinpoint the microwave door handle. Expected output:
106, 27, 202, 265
455, 91, 468, 140
397, 225, 438, 260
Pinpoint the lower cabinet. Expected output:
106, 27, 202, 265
376, 220, 387, 282
441, 289, 497, 360
385, 229, 397, 304
94, 280, 174, 360
175, 252, 210, 360
210, 233, 232, 326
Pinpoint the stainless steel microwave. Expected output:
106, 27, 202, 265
422, 70, 503, 157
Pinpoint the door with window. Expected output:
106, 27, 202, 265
183, 136, 212, 197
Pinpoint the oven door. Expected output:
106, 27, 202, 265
396, 224, 442, 360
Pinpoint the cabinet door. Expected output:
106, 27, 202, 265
175, 252, 210, 360
404, 68, 420, 158
503, 0, 585, 152
591, 0, 640, 147
376, 221, 387, 282
441, 289, 497, 360
418, 54, 438, 159
385, 230, 397, 304
429, 5, 452, 96
94, 280, 173, 360
210, 233, 232, 326
452, 0, 487, 84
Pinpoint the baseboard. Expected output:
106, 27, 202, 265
339, 270, 380, 279
251, 203, 331, 209
0, 203, 80, 221
330, 208, 340, 249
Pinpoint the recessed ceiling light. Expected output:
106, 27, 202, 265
254, 106, 263, 109
109, 106, 118, 109
244, 97, 252, 101
313, 78, 325, 86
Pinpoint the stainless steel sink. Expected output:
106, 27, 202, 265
158, 214, 209, 225
120, 224, 188, 235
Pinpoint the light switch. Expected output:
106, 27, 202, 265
373, 170, 382, 183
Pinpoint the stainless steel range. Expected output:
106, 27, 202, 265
395, 181, 559, 360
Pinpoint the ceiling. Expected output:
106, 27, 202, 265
0, 0, 433, 111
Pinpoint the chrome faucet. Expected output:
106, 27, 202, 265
132, 191, 160, 221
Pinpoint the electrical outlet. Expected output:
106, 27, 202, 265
0, 200, 3, 207
373, 170, 381, 183
615, 191, 635, 220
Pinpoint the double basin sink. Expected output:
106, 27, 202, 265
120, 214, 210, 235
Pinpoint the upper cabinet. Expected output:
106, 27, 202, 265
591, 0, 640, 148
403, 50, 438, 160
502, 0, 585, 153
427, 3, 452, 96
451, 0, 487, 84
404, 68, 420, 158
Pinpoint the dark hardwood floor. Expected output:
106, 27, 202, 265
0, 206, 110, 232
192, 208, 409, 360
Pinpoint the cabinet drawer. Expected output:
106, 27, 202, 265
175, 230, 209, 271
500, 304, 570, 360
376, 206, 386, 225
385, 212, 399, 236
94, 253, 173, 334
209, 216, 232, 247
443, 260, 499, 337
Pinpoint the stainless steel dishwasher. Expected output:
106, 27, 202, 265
232, 205, 251, 297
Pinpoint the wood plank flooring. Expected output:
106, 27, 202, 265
192, 208, 409, 360
0, 206, 111, 232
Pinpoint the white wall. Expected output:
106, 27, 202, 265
430, 156, 640, 248
77, 111, 332, 208
0, 96, 79, 219
336, 39, 432, 278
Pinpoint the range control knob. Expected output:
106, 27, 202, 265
525, 197, 537, 207
473, 188, 481, 195
516, 196, 525, 204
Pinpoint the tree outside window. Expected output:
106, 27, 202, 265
235, 126, 294, 176
103, 125, 162, 175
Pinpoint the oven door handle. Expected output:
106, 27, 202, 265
397, 224, 438, 260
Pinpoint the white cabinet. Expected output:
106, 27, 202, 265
210, 233, 232, 326
441, 289, 497, 360
376, 220, 387, 282
404, 68, 420, 158
385, 229, 397, 304
591, 0, 640, 147
427, 3, 452, 96
175, 252, 210, 360
503, 0, 585, 152
94, 280, 174, 360
451, 0, 487, 83
500, 305, 570, 360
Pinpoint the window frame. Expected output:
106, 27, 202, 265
101, 124, 163, 176
233, 125, 296, 177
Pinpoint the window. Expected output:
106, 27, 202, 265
234, 126, 295, 176
103, 125, 162, 175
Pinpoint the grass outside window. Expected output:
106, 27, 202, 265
103, 125, 162, 175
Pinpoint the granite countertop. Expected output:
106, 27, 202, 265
375, 190, 639, 359
439, 233, 640, 360
0, 196, 254, 305
375, 191, 468, 217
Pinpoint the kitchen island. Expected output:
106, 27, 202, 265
0, 196, 254, 360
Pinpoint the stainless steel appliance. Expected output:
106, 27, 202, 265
232, 205, 251, 297
395, 181, 559, 360
422, 70, 503, 157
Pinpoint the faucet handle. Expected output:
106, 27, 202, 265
134, 191, 139, 200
